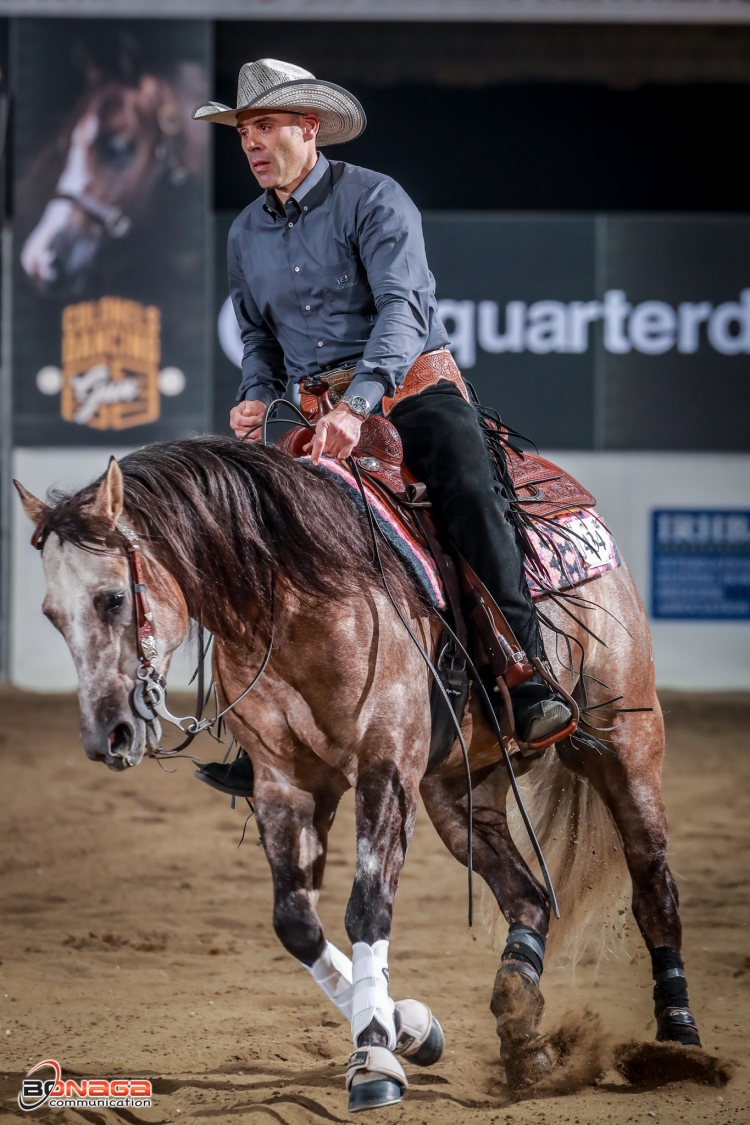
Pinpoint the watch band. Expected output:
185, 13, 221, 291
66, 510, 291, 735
339, 393, 371, 419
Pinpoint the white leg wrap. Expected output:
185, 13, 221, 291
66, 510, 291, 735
351, 940, 396, 1050
305, 941, 354, 1021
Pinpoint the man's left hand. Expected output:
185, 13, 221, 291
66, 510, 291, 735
304, 403, 364, 465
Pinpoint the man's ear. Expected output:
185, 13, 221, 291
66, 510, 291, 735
301, 113, 320, 141
13, 480, 47, 525
86, 456, 124, 527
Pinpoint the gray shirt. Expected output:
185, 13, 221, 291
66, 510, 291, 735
228, 153, 449, 410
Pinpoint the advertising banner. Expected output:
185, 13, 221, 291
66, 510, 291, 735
215, 210, 750, 451
652, 509, 750, 620
12, 19, 211, 446
422, 214, 750, 452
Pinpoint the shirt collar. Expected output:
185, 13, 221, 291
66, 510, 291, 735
263, 153, 330, 219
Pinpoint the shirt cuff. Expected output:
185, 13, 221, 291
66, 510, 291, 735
238, 385, 278, 407
347, 374, 388, 412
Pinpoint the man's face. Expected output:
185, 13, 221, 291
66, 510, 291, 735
236, 111, 318, 191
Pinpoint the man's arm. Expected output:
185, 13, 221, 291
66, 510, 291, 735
228, 233, 288, 409
345, 178, 432, 410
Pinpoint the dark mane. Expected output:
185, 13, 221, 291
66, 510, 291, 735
42, 436, 423, 643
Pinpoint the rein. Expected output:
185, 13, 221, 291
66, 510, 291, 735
116, 522, 275, 754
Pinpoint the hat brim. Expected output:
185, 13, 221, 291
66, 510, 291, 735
193, 79, 365, 147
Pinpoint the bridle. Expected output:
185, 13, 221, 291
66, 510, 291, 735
30, 515, 273, 754
54, 191, 131, 239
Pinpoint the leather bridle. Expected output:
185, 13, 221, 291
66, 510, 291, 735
30, 516, 274, 753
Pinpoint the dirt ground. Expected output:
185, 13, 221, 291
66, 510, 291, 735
0, 688, 748, 1125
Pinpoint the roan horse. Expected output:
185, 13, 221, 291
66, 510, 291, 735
15, 436, 701, 1110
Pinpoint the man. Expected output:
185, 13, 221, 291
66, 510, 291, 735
194, 59, 570, 796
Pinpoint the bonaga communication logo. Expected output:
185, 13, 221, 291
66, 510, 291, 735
18, 1058, 152, 1112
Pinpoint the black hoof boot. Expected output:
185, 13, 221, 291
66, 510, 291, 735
346, 1047, 407, 1113
651, 947, 701, 1047
656, 1006, 702, 1047
394, 999, 445, 1067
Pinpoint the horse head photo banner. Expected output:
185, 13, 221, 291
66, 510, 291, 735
11, 18, 211, 446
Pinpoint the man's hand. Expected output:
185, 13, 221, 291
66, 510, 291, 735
230, 399, 267, 441
304, 403, 364, 465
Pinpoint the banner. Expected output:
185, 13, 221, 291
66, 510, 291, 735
214, 210, 750, 451
12, 19, 211, 446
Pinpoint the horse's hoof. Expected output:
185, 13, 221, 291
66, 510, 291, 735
502, 1040, 553, 1089
656, 1006, 702, 1047
394, 999, 446, 1067
348, 1076, 404, 1112
491, 961, 551, 1089
346, 1047, 407, 1113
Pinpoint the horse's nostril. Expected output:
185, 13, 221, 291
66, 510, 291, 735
109, 722, 132, 755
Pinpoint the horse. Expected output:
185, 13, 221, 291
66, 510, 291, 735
20, 62, 206, 297
14, 435, 701, 1110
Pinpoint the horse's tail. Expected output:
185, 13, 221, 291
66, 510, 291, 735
501, 749, 634, 971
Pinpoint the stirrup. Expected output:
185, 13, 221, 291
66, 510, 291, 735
394, 999, 445, 1067
346, 1046, 407, 1113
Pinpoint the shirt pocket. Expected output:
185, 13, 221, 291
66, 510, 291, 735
323, 256, 367, 315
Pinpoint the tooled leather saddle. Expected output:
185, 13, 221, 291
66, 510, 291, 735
277, 394, 591, 772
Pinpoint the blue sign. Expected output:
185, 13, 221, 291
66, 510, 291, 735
652, 510, 750, 620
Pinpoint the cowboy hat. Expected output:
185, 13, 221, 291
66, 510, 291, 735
193, 58, 365, 146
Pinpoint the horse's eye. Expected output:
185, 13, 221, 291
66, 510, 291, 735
97, 133, 136, 167
94, 590, 127, 622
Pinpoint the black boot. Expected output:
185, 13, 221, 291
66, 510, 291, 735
511, 682, 572, 744
195, 754, 254, 797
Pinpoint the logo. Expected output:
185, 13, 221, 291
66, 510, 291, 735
18, 1059, 153, 1112
436, 288, 750, 368
34, 296, 186, 430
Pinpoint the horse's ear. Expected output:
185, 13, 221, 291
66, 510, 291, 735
13, 480, 47, 526
87, 456, 124, 527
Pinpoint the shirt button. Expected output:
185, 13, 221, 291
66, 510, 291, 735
303, 206, 308, 211
305, 305, 311, 310
288, 221, 293, 228
294, 266, 300, 272
318, 341, 323, 347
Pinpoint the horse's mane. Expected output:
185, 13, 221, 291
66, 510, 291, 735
43, 436, 423, 643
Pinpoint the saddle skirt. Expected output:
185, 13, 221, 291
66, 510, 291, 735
275, 416, 620, 604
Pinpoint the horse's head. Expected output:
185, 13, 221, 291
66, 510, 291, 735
15, 458, 189, 769
21, 70, 202, 296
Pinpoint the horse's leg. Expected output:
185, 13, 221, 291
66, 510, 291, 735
253, 777, 341, 968
551, 566, 701, 1046
421, 764, 553, 1087
340, 757, 428, 1109
558, 719, 701, 1046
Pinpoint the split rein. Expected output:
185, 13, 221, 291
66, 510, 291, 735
118, 522, 274, 759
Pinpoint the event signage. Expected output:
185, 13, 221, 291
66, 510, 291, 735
215, 211, 750, 451
12, 18, 211, 446
651, 510, 750, 621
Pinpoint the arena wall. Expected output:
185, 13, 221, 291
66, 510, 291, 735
11, 447, 750, 693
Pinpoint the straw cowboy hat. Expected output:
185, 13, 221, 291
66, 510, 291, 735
193, 58, 366, 146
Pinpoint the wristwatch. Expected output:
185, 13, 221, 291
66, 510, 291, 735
339, 393, 371, 419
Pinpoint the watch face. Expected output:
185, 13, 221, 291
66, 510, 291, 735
343, 395, 370, 417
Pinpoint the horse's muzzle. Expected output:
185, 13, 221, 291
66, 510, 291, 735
83, 716, 146, 770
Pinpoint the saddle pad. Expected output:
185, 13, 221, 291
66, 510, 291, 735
525, 508, 621, 597
302, 456, 445, 609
